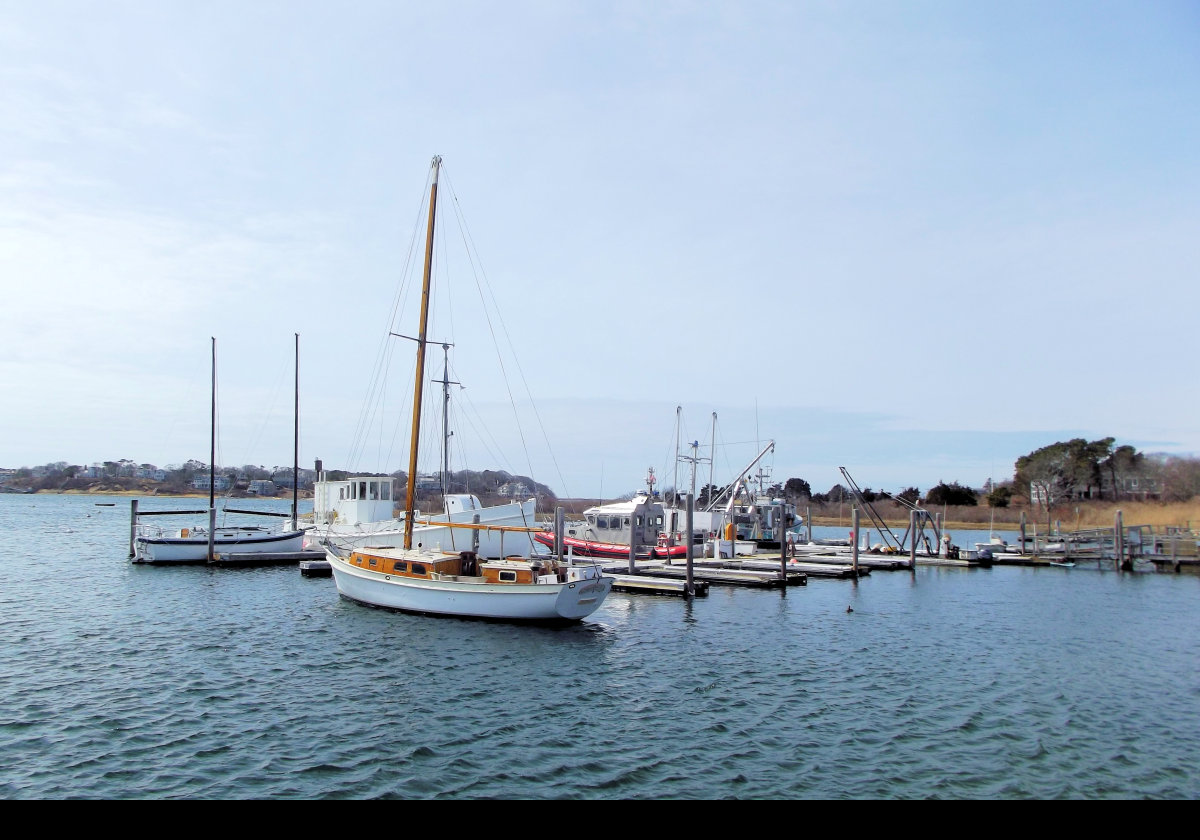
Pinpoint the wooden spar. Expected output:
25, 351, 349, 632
223, 508, 294, 518
404, 155, 441, 551
407, 519, 546, 533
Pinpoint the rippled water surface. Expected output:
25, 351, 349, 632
1, 494, 1197, 799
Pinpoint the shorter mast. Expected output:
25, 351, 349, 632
293, 332, 299, 530
208, 336, 216, 563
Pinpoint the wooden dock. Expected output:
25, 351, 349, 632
606, 573, 710, 596
605, 562, 806, 588
299, 558, 332, 577
211, 550, 326, 568
697, 555, 864, 579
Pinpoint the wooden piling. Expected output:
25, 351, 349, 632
851, 508, 859, 575
908, 509, 917, 568
686, 493, 695, 597
628, 518, 637, 575
129, 499, 138, 557
1115, 509, 1125, 571
207, 507, 216, 563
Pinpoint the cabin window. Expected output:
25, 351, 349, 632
359, 481, 367, 500
338, 488, 345, 500
368, 482, 377, 500
410, 563, 427, 576
654, 515, 663, 527
382, 483, 391, 500
368, 558, 377, 567
635, 515, 643, 527
586, 515, 596, 526
392, 560, 405, 573
499, 570, 517, 582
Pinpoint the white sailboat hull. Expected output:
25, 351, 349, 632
326, 549, 613, 622
135, 528, 306, 564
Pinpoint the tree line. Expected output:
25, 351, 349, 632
759, 439, 1199, 509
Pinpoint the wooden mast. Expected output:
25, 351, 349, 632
403, 155, 441, 550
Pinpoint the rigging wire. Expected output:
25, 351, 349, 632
344, 165, 431, 474
440, 165, 569, 499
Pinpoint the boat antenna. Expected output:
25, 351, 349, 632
403, 155, 441, 550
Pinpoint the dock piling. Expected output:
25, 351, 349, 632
686, 493, 695, 597
129, 499, 138, 557
851, 508, 860, 576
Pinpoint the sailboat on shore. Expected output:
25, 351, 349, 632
323, 156, 612, 622
132, 336, 307, 564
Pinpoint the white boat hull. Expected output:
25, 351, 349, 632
305, 498, 537, 557
135, 528, 307, 564
326, 549, 613, 622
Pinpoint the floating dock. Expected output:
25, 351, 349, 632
606, 573, 710, 596
299, 558, 332, 577
604, 562, 806, 588
211, 550, 325, 568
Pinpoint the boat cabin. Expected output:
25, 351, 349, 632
729, 496, 800, 544
344, 548, 569, 585
312, 473, 395, 526
569, 491, 665, 549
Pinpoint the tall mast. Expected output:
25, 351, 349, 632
292, 332, 299, 530
209, 336, 216, 512
404, 155, 441, 550
673, 405, 681, 504
208, 336, 216, 562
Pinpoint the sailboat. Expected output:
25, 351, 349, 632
132, 336, 308, 564
323, 156, 613, 622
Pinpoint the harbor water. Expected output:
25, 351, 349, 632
1, 493, 1196, 799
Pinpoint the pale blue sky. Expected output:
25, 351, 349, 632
1, 1, 1196, 499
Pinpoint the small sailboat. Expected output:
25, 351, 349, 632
133, 336, 307, 564
324, 156, 612, 622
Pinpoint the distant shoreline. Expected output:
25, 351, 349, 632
28, 488, 309, 500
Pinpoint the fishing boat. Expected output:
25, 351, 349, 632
324, 156, 612, 622
1048, 560, 1076, 568
133, 336, 307, 565
531, 468, 695, 561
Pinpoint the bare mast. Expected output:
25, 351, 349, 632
403, 155, 441, 550
208, 336, 216, 562
293, 332, 299, 529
